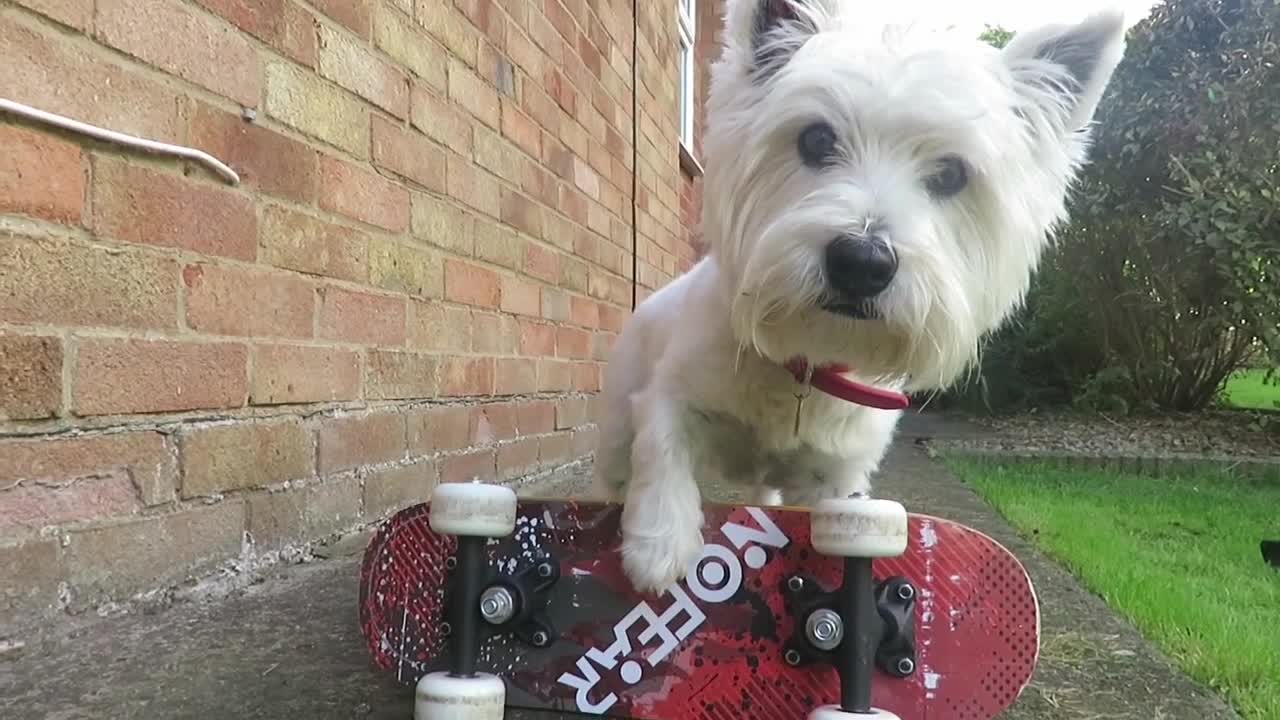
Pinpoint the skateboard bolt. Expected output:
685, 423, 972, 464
479, 586, 516, 625
896, 657, 916, 675
787, 576, 805, 593
784, 649, 802, 666
804, 609, 844, 651
531, 631, 550, 647
897, 583, 915, 601
537, 562, 554, 579
444, 557, 457, 571
440, 622, 452, 637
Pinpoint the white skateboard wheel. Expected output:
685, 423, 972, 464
415, 672, 505, 720
809, 705, 900, 720
429, 482, 518, 537
811, 496, 908, 558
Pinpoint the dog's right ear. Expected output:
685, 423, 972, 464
732, 0, 823, 80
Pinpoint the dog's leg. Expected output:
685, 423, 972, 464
619, 390, 706, 593
754, 486, 784, 506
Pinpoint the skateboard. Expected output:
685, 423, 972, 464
358, 483, 1039, 720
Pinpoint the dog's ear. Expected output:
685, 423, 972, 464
1002, 11, 1127, 132
744, 0, 823, 80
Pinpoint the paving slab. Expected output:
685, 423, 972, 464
0, 413, 1237, 719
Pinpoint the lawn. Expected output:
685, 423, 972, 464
1221, 368, 1280, 410
945, 458, 1280, 720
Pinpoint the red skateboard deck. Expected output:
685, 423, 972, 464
359, 499, 1039, 719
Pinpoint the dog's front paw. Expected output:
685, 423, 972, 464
620, 523, 705, 594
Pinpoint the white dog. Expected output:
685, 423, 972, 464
593, 0, 1127, 592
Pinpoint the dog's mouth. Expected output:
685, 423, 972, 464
820, 300, 879, 320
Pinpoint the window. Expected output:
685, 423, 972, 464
677, 0, 696, 153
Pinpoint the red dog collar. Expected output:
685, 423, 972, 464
783, 358, 910, 411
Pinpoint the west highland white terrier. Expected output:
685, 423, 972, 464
594, 0, 1127, 592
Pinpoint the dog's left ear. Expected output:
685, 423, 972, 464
729, 0, 824, 81
1002, 11, 1127, 132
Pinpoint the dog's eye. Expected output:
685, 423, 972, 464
926, 155, 968, 197
797, 122, 838, 168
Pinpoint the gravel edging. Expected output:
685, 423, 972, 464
928, 445, 1280, 480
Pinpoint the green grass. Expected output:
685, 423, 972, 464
945, 459, 1280, 719
1221, 368, 1280, 410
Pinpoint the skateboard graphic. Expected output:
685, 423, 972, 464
359, 483, 1039, 719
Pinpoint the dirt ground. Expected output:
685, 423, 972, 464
0, 413, 1240, 719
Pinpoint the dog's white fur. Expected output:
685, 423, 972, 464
593, 0, 1128, 592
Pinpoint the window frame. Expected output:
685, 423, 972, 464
677, 0, 702, 175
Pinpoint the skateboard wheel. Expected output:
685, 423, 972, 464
808, 705, 900, 720
810, 496, 908, 558
415, 672, 505, 720
429, 482, 518, 537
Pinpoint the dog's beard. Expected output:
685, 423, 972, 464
719, 206, 983, 393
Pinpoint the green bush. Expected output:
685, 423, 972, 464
939, 1, 1280, 414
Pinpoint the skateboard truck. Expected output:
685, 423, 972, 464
799, 494, 914, 720
415, 482, 536, 720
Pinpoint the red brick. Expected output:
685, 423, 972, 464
0, 13, 182, 142
181, 418, 313, 497
0, 470, 139, 534
472, 312, 513, 354
470, 403, 519, 443
251, 344, 361, 404
474, 220, 525, 270
442, 356, 495, 396
0, 431, 175, 507
524, 243, 560, 284
96, 0, 261, 106
572, 425, 599, 457
318, 286, 407, 346
448, 57, 500, 128
1, 233, 178, 332
246, 478, 361, 548
16, 0, 93, 30
318, 411, 407, 473
544, 67, 577, 115
0, 333, 62, 421
260, 205, 369, 284
537, 358, 572, 391
500, 189, 542, 237
371, 116, 447, 192
573, 361, 601, 391
517, 400, 555, 434
73, 338, 247, 415
539, 431, 573, 464
445, 260, 501, 308
498, 437, 539, 478
500, 276, 541, 317
408, 406, 471, 453
317, 24, 408, 117
446, 158, 501, 217
456, 0, 501, 42
599, 304, 626, 333
441, 449, 496, 483
555, 396, 588, 429
411, 85, 474, 155
501, 100, 542, 158
0, 125, 83, 225
319, 156, 411, 232
190, 104, 318, 204
408, 301, 472, 352
312, 0, 373, 37
183, 263, 314, 339
195, 0, 316, 66
364, 459, 438, 517
570, 295, 601, 329
556, 326, 590, 359
519, 320, 556, 356
366, 350, 440, 399
92, 159, 257, 261
495, 358, 537, 395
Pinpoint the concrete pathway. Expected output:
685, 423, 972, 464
0, 413, 1238, 719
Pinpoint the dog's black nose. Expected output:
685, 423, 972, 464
825, 234, 897, 298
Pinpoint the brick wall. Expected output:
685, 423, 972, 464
0, 0, 724, 630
